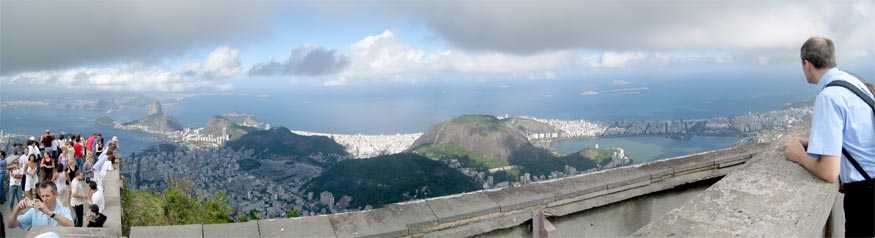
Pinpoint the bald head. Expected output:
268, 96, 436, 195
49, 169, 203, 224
801, 37, 836, 70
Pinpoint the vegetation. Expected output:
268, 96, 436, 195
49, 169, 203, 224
226, 126, 348, 158
201, 115, 258, 141
305, 153, 479, 209
95, 116, 117, 125
236, 158, 261, 170
124, 178, 233, 227
448, 115, 514, 135
415, 142, 508, 169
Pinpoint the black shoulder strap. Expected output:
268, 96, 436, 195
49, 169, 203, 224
826, 80, 874, 181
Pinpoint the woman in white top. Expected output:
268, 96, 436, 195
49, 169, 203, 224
24, 154, 38, 199
54, 165, 70, 208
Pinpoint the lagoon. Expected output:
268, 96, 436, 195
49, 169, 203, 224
550, 135, 741, 163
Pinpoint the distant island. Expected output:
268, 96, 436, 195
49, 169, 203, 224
97, 100, 183, 133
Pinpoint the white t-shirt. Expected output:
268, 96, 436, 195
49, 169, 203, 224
9, 167, 21, 187
71, 179, 86, 206
91, 186, 105, 213
18, 154, 28, 170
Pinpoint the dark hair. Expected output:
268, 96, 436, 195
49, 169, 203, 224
29, 154, 36, 162
88, 180, 98, 190
1, 150, 5, 157
801, 37, 837, 70
89, 204, 100, 213
59, 135, 65, 140
39, 181, 58, 194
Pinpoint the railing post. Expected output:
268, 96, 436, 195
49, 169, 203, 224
532, 208, 555, 238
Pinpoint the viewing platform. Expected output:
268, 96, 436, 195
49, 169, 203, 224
15, 123, 840, 237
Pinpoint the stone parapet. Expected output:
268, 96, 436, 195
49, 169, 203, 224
631, 123, 839, 237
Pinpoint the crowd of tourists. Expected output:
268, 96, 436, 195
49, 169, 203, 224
1, 130, 116, 231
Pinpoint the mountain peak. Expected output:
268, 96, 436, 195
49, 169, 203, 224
149, 100, 163, 115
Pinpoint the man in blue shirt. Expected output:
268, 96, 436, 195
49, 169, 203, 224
784, 37, 875, 237
6, 181, 74, 229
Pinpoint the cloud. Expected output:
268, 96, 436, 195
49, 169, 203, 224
585, 52, 649, 68
403, 0, 872, 64
612, 80, 630, 85
249, 45, 350, 76
0, 1, 278, 74
0, 46, 241, 92
201, 46, 242, 78
334, 30, 579, 84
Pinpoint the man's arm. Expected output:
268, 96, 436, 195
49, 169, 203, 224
52, 213, 74, 227
33, 200, 73, 227
785, 138, 841, 183
7, 200, 26, 229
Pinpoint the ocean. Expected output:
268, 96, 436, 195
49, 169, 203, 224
2, 64, 861, 157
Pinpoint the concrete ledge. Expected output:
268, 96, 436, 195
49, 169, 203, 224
485, 183, 558, 212
130, 224, 203, 238
329, 200, 438, 238
203, 221, 260, 238
258, 216, 336, 238
632, 123, 837, 237
426, 192, 500, 224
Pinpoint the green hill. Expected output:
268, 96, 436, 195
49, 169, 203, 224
200, 115, 258, 141
96, 116, 118, 126
411, 115, 548, 163
123, 113, 184, 132
226, 126, 348, 158
410, 115, 611, 177
122, 100, 184, 132
304, 153, 479, 209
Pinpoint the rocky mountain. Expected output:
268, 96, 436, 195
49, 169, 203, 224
93, 99, 120, 111
115, 95, 157, 107
148, 100, 163, 115
410, 115, 552, 164
200, 115, 258, 140
505, 117, 561, 135
122, 101, 184, 132
226, 126, 348, 158
411, 115, 609, 176
304, 152, 479, 209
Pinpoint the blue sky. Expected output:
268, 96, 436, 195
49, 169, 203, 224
1, 0, 872, 93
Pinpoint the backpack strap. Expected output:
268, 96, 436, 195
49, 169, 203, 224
826, 80, 874, 181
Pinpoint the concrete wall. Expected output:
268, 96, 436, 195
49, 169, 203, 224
632, 123, 843, 237
477, 178, 715, 237
130, 143, 768, 238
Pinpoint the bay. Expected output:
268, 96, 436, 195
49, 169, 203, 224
549, 135, 741, 163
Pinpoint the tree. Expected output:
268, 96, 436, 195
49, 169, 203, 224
248, 209, 261, 220
203, 192, 233, 224
286, 210, 299, 218
162, 179, 202, 225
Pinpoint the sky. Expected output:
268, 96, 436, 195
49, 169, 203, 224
1, 0, 873, 94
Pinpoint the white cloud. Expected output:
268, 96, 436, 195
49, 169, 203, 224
201, 46, 242, 78
0, 46, 241, 92
585, 52, 648, 68
334, 30, 579, 84
612, 80, 630, 85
